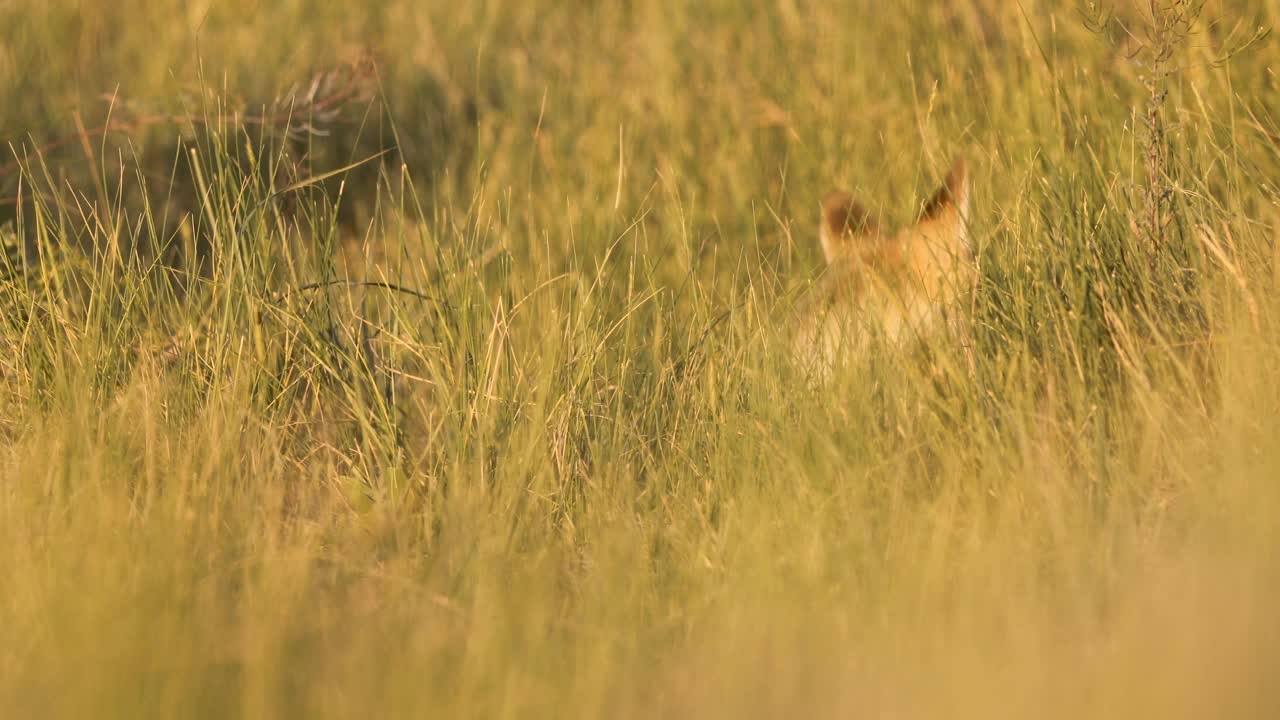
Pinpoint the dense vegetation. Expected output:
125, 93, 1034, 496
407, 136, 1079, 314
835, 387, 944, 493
2, 1, 1279, 717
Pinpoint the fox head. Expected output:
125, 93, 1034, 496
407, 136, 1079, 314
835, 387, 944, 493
819, 157, 969, 266
794, 157, 973, 375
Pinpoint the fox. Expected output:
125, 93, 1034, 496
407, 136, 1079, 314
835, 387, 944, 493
792, 157, 973, 376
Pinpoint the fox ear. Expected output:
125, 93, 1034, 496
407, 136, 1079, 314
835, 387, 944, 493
916, 157, 970, 252
820, 191, 879, 263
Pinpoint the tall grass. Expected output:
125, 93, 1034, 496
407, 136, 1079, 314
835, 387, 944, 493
2, 1, 1280, 717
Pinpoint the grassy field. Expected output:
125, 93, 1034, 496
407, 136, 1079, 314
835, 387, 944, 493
3, 0, 1280, 717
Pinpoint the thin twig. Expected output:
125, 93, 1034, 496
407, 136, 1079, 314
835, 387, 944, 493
285, 280, 448, 306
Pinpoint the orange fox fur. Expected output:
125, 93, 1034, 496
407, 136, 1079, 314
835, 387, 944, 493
793, 158, 973, 374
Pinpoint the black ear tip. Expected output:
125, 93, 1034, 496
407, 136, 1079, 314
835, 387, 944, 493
917, 158, 970, 222
822, 191, 878, 236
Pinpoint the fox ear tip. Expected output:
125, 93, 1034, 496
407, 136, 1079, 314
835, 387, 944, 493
917, 157, 971, 223
822, 189, 853, 211
822, 192, 877, 235
820, 190, 879, 262
821, 190, 849, 230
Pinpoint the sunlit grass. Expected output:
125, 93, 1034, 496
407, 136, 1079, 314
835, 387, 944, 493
2, 1, 1279, 718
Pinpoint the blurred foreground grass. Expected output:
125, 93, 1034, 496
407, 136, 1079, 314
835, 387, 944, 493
3, 1, 1280, 717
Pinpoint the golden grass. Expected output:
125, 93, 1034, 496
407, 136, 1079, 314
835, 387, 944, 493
2, 1, 1280, 717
